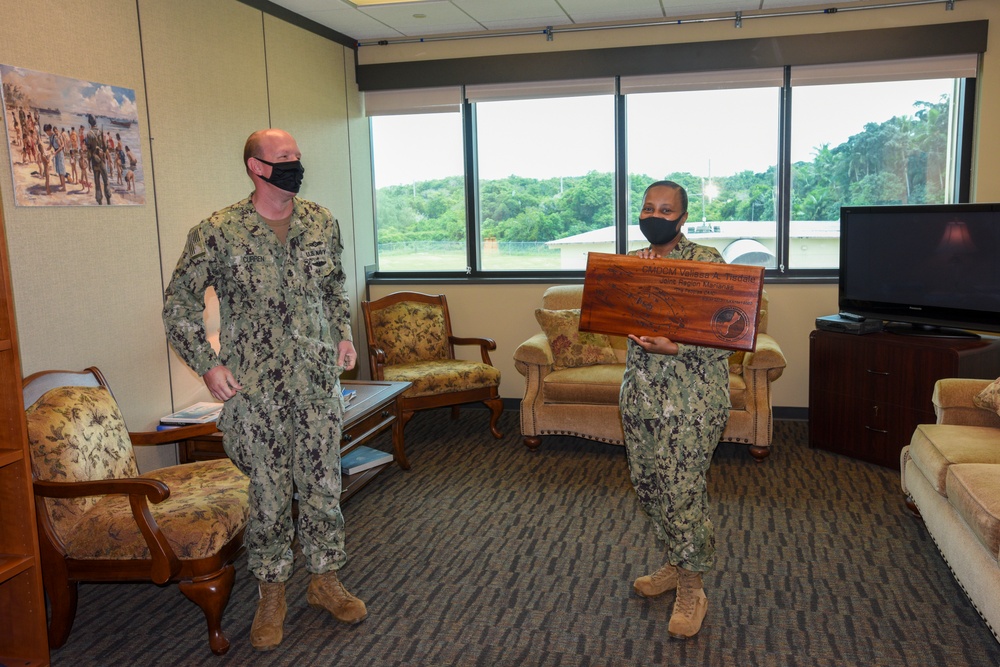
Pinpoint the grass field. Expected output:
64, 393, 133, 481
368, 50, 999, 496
377, 246, 563, 271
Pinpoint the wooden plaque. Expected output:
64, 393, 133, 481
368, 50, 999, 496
579, 252, 765, 352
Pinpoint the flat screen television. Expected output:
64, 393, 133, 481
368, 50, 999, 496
839, 203, 1000, 338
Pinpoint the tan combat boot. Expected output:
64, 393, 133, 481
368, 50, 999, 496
307, 571, 368, 625
668, 568, 708, 639
250, 581, 287, 651
633, 562, 678, 598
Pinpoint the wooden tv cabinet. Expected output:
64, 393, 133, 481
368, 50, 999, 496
809, 329, 1000, 469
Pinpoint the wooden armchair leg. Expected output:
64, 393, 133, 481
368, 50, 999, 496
524, 436, 542, 450
43, 573, 78, 649
748, 445, 770, 461
484, 398, 503, 439
178, 564, 235, 656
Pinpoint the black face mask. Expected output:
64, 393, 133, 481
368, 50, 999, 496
257, 158, 304, 193
639, 214, 683, 246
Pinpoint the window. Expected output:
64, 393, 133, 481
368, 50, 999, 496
473, 94, 615, 271
370, 112, 466, 272
787, 56, 974, 270
624, 70, 782, 269
365, 55, 976, 279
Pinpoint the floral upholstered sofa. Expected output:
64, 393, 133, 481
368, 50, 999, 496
901, 377, 1000, 643
513, 284, 786, 460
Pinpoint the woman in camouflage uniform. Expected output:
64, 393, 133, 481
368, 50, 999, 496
621, 181, 731, 639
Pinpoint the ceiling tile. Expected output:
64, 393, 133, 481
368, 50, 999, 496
299, 8, 404, 40
453, 0, 567, 23
274, 0, 356, 13
264, 0, 905, 43
357, 1, 483, 36
557, 0, 664, 24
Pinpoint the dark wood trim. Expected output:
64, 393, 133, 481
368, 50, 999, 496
237, 0, 358, 49
357, 20, 987, 91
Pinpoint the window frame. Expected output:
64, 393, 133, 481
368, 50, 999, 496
367, 69, 977, 285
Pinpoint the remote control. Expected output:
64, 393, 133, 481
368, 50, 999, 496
838, 311, 866, 322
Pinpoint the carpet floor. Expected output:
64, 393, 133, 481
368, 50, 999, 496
49, 412, 1000, 666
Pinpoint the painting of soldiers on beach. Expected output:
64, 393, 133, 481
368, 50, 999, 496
1, 64, 145, 206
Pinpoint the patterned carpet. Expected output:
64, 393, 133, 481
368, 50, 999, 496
50, 413, 1000, 666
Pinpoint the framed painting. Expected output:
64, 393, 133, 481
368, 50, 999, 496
1, 64, 144, 206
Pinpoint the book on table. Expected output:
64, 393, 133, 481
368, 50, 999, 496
160, 401, 224, 424
341, 445, 393, 475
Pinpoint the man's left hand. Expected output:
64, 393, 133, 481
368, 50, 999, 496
338, 340, 357, 371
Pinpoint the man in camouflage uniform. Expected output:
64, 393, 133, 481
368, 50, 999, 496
84, 114, 111, 205
162, 128, 365, 652
621, 181, 731, 639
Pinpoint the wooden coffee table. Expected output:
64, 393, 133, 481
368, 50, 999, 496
175, 380, 411, 502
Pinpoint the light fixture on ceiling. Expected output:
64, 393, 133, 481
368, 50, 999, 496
349, 0, 432, 7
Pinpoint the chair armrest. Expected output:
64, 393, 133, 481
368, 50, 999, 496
513, 333, 554, 372
33, 477, 170, 501
130, 421, 220, 446
450, 336, 498, 365
451, 335, 496, 350
366, 346, 388, 380
743, 333, 786, 382
33, 477, 181, 583
932, 378, 1000, 427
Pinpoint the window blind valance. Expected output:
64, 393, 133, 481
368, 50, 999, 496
465, 78, 615, 103
790, 54, 979, 86
620, 68, 784, 95
364, 86, 462, 116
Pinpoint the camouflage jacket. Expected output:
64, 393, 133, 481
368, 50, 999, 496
163, 195, 352, 408
622, 235, 732, 420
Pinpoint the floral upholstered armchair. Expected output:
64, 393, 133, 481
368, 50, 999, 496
24, 367, 249, 655
514, 285, 786, 460
362, 292, 504, 460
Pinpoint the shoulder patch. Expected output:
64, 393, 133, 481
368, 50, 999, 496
188, 227, 207, 259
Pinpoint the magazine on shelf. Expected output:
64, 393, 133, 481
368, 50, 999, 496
341, 445, 393, 475
160, 401, 224, 424
342, 387, 357, 410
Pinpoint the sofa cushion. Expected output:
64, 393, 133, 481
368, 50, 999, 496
543, 365, 624, 405
368, 300, 449, 366
542, 364, 745, 408
535, 308, 617, 369
974, 376, 1000, 417
26, 385, 141, 542
908, 423, 1000, 496
63, 458, 249, 561
946, 463, 1000, 559
383, 359, 501, 398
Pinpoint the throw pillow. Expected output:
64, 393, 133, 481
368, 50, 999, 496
535, 308, 617, 368
973, 376, 1000, 417
728, 350, 745, 375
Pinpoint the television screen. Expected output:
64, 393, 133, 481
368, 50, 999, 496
839, 203, 1000, 336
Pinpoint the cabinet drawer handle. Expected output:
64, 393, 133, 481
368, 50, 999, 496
343, 433, 353, 442
381, 410, 391, 418
866, 369, 890, 376
864, 425, 888, 434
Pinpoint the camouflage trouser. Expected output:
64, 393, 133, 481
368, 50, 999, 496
221, 396, 345, 582
622, 408, 727, 573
